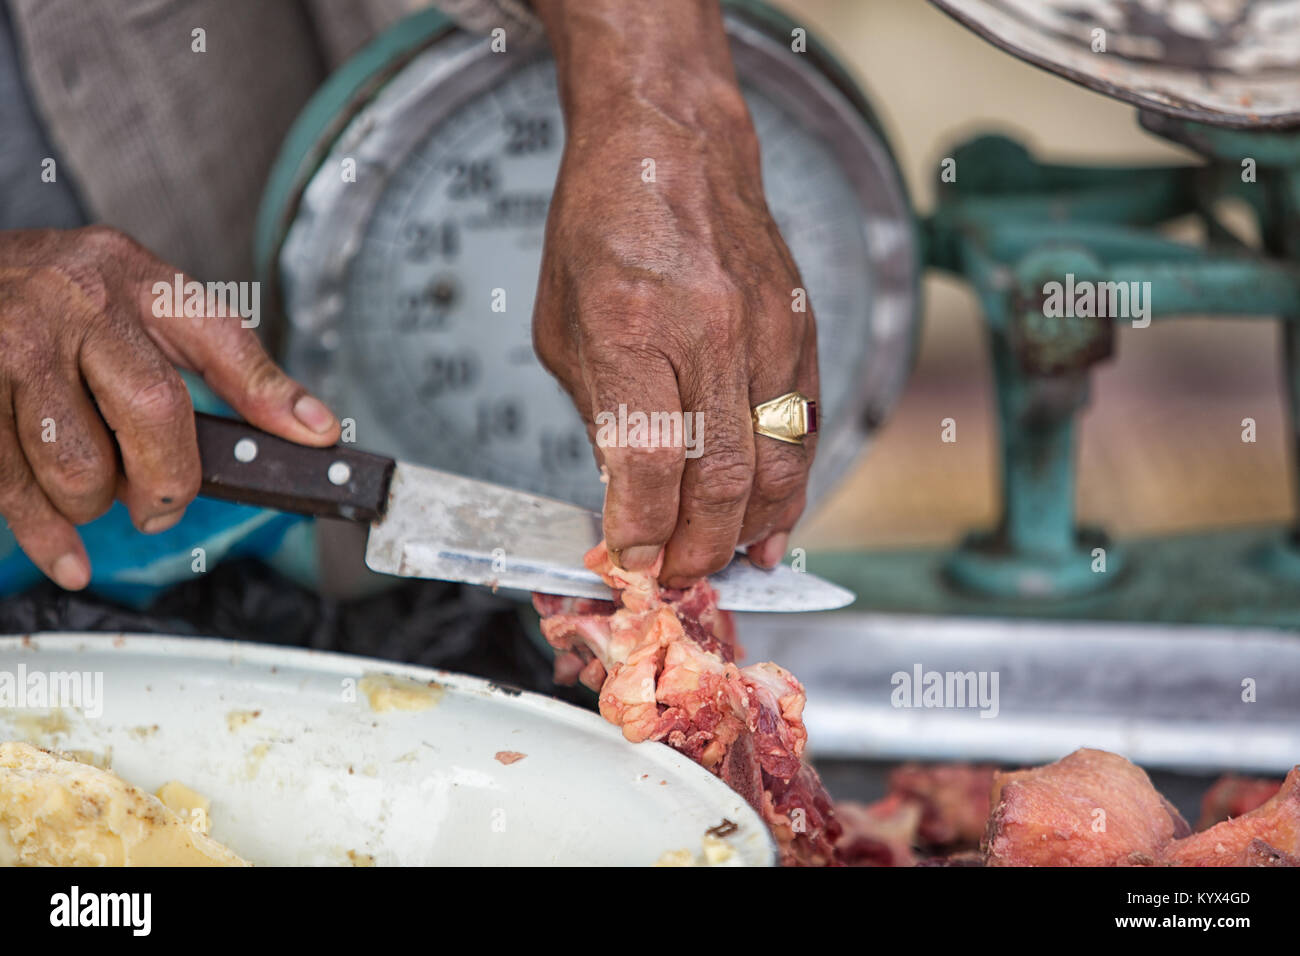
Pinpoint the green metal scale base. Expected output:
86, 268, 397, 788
817, 527, 1300, 629
820, 121, 1300, 629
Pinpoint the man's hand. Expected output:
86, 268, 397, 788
531, 0, 818, 587
0, 226, 340, 589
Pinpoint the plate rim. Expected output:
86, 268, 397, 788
0, 631, 778, 867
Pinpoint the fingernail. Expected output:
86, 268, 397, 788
52, 553, 90, 590
620, 545, 662, 571
141, 509, 184, 534
754, 532, 788, 569
293, 394, 336, 434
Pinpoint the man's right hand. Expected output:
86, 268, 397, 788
0, 226, 340, 590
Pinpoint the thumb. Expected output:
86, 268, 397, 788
136, 270, 340, 446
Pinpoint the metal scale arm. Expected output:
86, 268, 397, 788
924, 130, 1300, 601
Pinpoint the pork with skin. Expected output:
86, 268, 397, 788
1162, 767, 1300, 866
983, 749, 1191, 867
1195, 774, 1284, 830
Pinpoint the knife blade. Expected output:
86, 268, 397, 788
194, 413, 855, 612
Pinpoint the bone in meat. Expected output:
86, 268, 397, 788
533, 543, 841, 866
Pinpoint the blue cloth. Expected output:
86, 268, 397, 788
0, 375, 318, 607
0, 3, 317, 607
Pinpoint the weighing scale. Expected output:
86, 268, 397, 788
254, 0, 1300, 632
254, 0, 919, 515
0, 0, 1291, 781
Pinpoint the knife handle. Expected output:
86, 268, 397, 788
195, 413, 395, 522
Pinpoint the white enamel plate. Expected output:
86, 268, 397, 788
0, 633, 774, 866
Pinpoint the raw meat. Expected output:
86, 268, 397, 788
833, 794, 922, 867
1196, 774, 1283, 830
983, 749, 1190, 867
831, 763, 997, 864
887, 762, 998, 849
1162, 767, 1300, 866
534, 549, 1299, 869
984, 750, 1300, 867
533, 543, 841, 865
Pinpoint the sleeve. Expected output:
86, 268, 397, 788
430, 0, 545, 45
305, 0, 546, 70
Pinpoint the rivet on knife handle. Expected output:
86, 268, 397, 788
195, 412, 395, 522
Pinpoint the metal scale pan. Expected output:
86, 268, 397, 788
931, 0, 1300, 129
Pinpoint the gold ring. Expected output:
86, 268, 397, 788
752, 391, 818, 445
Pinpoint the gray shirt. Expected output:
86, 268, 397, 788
0, 0, 83, 229
1, 0, 541, 280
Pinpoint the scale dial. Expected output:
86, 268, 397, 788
266, 5, 918, 512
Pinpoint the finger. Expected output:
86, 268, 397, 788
79, 316, 200, 532
660, 358, 754, 587
130, 260, 339, 447
164, 319, 339, 446
739, 428, 811, 557
0, 393, 90, 589
584, 342, 686, 572
748, 504, 801, 569
533, 281, 592, 420
739, 346, 819, 567
13, 357, 117, 526
534, 292, 611, 476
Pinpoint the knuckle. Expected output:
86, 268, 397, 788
0, 308, 55, 381
676, 540, 735, 579
79, 224, 140, 261
714, 93, 755, 135
609, 442, 683, 487
49, 447, 112, 500
3, 341, 55, 387
751, 451, 808, 506
29, 262, 109, 316
687, 271, 744, 313
578, 269, 748, 358
695, 312, 745, 356
585, 336, 665, 380
689, 453, 753, 513
582, 307, 666, 362
612, 507, 675, 547
582, 349, 675, 410
233, 338, 288, 398
627, 441, 684, 474
582, 272, 661, 320
125, 373, 190, 429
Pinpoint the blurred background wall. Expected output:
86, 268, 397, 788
777, 0, 1293, 551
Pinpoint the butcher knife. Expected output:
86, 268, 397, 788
192, 413, 855, 612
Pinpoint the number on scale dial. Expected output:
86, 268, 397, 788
270, 10, 918, 512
